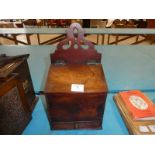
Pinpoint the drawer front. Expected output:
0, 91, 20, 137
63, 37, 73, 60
46, 93, 107, 122
52, 120, 102, 130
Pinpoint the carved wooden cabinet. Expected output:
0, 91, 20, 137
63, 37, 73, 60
45, 23, 108, 130
0, 54, 38, 134
0, 54, 38, 111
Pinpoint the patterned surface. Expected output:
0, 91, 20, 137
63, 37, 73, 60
0, 86, 31, 135
14, 59, 36, 110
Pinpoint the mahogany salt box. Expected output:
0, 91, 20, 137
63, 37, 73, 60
44, 23, 108, 130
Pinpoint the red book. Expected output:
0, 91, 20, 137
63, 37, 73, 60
119, 90, 155, 121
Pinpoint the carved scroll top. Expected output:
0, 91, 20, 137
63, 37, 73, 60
51, 23, 101, 64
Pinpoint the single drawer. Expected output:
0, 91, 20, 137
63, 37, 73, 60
52, 120, 102, 130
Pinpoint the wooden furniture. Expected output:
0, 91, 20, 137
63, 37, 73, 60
0, 19, 43, 45
114, 94, 155, 135
107, 19, 141, 45
0, 54, 38, 134
34, 19, 67, 45
0, 21, 32, 45
0, 54, 38, 111
0, 21, 14, 28
44, 23, 108, 130
46, 19, 71, 28
37, 19, 71, 45
82, 19, 90, 28
146, 19, 155, 43
22, 19, 38, 45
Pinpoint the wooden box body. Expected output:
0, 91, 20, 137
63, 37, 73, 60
45, 64, 108, 130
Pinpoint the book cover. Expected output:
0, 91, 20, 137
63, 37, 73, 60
119, 90, 155, 120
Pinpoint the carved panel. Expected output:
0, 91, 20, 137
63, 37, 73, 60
0, 86, 31, 135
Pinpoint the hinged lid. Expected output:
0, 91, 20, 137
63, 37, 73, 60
45, 64, 108, 93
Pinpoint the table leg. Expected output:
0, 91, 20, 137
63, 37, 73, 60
13, 35, 18, 45
107, 34, 110, 44
102, 34, 105, 44
37, 34, 40, 45
116, 35, 119, 45
135, 35, 139, 43
26, 34, 31, 45
97, 34, 99, 44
